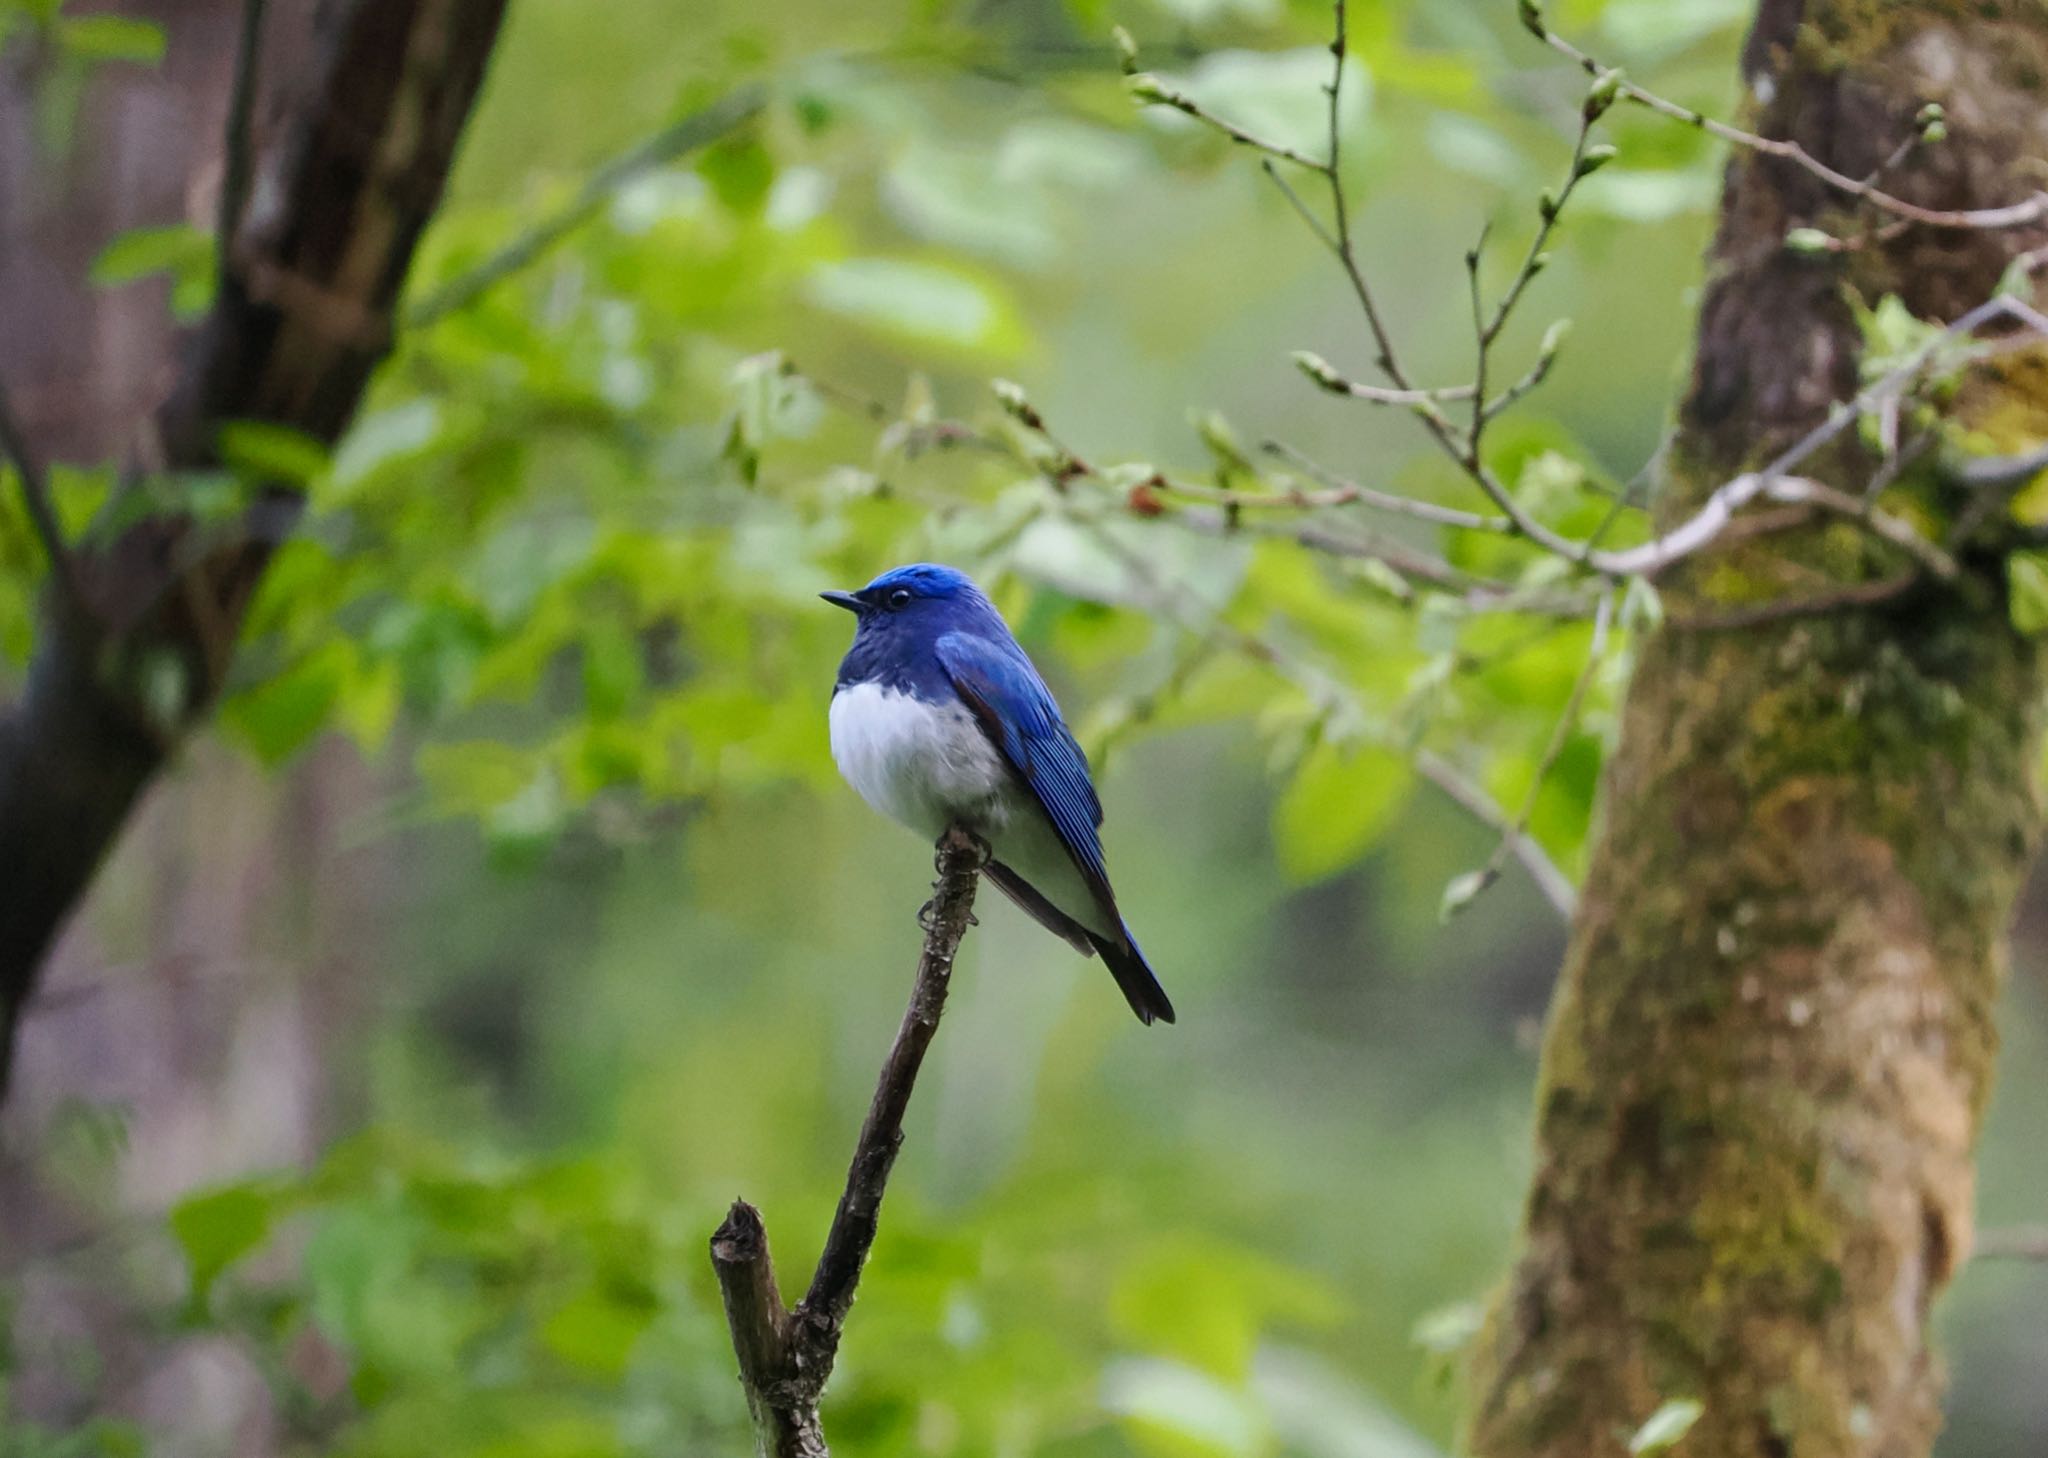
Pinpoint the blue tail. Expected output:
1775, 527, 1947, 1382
1085, 925, 1176, 1026
981, 859, 1175, 1025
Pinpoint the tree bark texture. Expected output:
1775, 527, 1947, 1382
1467, 4, 2048, 1457
0, 0, 507, 1094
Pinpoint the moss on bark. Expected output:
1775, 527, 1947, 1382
1466, 3, 2048, 1455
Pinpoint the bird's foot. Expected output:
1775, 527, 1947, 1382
918, 899, 980, 932
933, 825, 992, 871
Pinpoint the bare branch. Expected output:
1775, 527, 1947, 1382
1290, 351, 1477, 407
1259, 439, 1512, 534
1125, 73, 1329, 172
405, 86, 767, 327
1943, 439, 2048, 492
1529, 14, 2048, 231
712, 829, 985, 1451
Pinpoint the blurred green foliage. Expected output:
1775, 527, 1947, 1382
9, 0, 2048, 1454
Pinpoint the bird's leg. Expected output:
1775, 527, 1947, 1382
919, 826, 990, 930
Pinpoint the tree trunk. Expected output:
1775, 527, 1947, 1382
0, 0, 507, 1095
1467, 4, 2048, 1456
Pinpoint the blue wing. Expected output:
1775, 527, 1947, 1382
933, 630, 1110, 904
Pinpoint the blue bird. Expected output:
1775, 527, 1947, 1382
821, 563, 1175, 1025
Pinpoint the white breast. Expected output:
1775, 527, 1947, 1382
829, 682, 1013, 839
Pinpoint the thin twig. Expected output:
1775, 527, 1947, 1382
1255, 442, 1512, 532
407, 85, 766, 327
1446, 588, 1613, 918
1573, 295, 2048, 580
1135, 8, 2034, 599
1530, 13, 2048, 231
1973, 1226, 2048, 1260
711, 829, 984, 1453
217, 0, 268, 270
1291, 356, 1478, 407
1126, 74, 1327, 171
1944, 439, 2048, 492
1467, 224, 1492, 445
1414, 750, 1576, 919
1482, 344, 1562, 424
0, 378, 80, 609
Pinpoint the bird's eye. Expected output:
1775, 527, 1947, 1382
887, 588, 913, 609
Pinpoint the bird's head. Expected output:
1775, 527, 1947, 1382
821, 563, 991, 639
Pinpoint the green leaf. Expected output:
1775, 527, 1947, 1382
805, 258, 1024, 352
540, 1284, 658, 1378
170, 1181, 278, 1306
1598, 0, 1748, 55
218, 420, 332, 486
580, 619, 645, 718
90, 223, 213, 287
1628, 1398, 1705, 1454
1273, 743, 1411, 882
59, 14, 166, 64
2010, 553, 2048, 634
329, 400, 443, 495
1852, 293, 1947, 380
1112, 1239, 1337, 1382
416, 741, 545, 815
1425, 113, 1522, 186
1101, 1356, 1264, 1458
699, 134, 776, 216
222, 641, 350, 763
1575, 167, 1717, 222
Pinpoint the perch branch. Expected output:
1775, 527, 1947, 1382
711, 827, 985, 1453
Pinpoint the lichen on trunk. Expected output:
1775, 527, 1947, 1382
1467, 3, 2048, 1456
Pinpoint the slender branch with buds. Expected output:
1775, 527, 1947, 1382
711, 828, 985, 1455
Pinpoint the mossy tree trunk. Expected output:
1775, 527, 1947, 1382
1468, 3, 2048, 1456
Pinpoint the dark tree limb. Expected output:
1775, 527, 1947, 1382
0, 0, 509, 1097
710, 828, 984, 1455
215, 0, 267, 267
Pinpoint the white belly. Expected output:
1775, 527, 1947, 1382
829, 681, 1119, 941
829, 682, 1012, 838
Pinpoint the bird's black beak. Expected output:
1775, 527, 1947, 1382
819, 590, 863, 613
